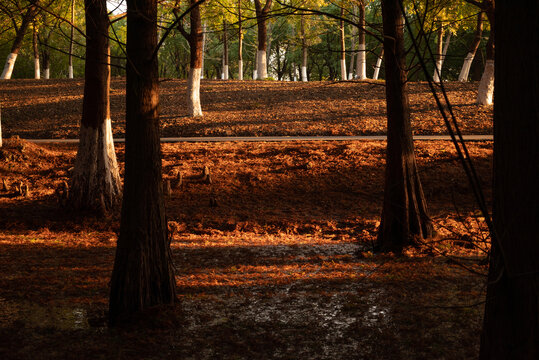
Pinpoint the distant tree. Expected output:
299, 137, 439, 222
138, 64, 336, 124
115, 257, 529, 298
109, 0, 176, 325
1, 0, 41, 79
376, 0, 434, 252
254, 0, 272, 79
479, 1, 539, 358
458, 13, 483, 82
174, 0, 204, 116
69, 0, 122, 212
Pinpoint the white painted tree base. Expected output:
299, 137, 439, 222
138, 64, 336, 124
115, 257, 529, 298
433, 59, 443, 82
458, 53, 474, 82
373, 55, 383, 80
70, 119, 122, 211
357, 44, 367, 80
222, 65, 229, 80
340, 59, 347, 81
477, 59, 494, 105
69, 66, 73, 79
238, 60, 243, 80
188, 67, 203, 117
256, 50, 267, 79
44, 68, 50, 79
1, 53, 18, 79
34, 58, 40, 79
301, 66, 307, 82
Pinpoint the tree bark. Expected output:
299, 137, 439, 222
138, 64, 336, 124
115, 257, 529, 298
70, 0, 121, 212
376, 0, 434, 253
356, 1, 367, 80
254, 0, 271, 79
1, 1, 39, 79
458, 13, 483, 82
479, 1, 539, 358
109, 0, 176, 326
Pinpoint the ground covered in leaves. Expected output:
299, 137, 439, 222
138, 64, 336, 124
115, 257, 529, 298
0, 79, 492, 138
0, 137, 491, 359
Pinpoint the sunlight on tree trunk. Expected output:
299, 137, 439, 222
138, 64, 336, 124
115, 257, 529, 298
109, 0, 176, 326
356, 1, 367, 80
373, 49, 383, 80
458, 13, 483, 82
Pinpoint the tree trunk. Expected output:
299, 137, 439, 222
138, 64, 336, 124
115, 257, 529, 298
69, 0, 75, 78
33, 23, 40, 79
179, 0, 203, 117
254, 0, 271, 79
479, 2, 539, 358
433, 32, 451, 82
477, 5, 494, 105
109, 0, 176, 326
70, 0, 121, 212
433, 23, 444, 82
238, 0, 243, 80
200, 22, 206, 79
356, 1, 367, 80
373, 48, 383, 80
1, 2, 38, 79
376, 0, 434, 253
300, 14, 308, 82
222, 20, 228, 80
477, 35, 494, 105
458, 13, 483, 82
340, 7, 347, 80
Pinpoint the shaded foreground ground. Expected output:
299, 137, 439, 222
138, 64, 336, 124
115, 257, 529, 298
0, 138, 490, 359
0, 79, 492, 138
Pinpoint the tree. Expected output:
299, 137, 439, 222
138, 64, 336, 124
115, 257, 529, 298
465, 0, 494, 105
376, 0, 434, 252
68, 0, 75, 78
254, 0, 272, 79
355, 0, 367, 79
479, 1, 539, 358
69, 0, 122, 212
175, 0, 204, 117
1, 0, 40, 79
109, 0, 176, 325
457, 13, 482, 82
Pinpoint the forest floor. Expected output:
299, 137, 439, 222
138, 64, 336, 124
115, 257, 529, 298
0, 79, 492, 138
0, 79, 493, 359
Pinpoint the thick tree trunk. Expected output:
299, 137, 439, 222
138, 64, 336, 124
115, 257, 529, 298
68, 0, 75, 78
33, 23, 40, 79
373, 48, 383, 80
376, 0, 434, 253
70, 0, 121, 212
238, 0, 243, 80
458, 13, 483, 82
356, 1, 367, 80
254, 0, 271, 79
340, 7, 347, 80
479, 2, 539, 358
1, 2, 38, 79
109, 0, 176, 326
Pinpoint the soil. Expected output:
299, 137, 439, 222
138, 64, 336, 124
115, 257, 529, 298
0, 79, 492, 138
0, 134, 491, 359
